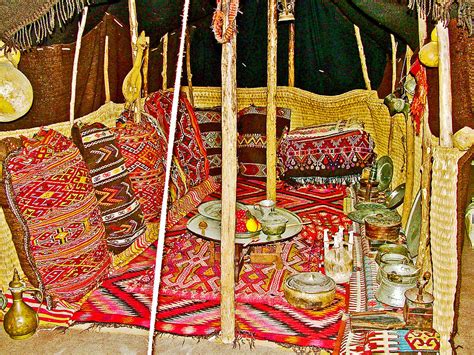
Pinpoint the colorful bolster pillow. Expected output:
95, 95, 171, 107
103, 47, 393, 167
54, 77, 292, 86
195, 108, 222, 179
71, 122, 147, 254
277, 120, 376, 185
0, 129, 111, 308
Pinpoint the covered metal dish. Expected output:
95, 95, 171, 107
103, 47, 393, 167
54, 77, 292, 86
375, 264, 420, 307
365, 210, 401, 242
283, 272, 336, 310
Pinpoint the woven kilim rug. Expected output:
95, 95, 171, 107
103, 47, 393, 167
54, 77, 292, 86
73, 179, 356, 350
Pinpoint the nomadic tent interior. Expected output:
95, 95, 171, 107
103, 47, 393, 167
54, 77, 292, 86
0, 0, 473, 354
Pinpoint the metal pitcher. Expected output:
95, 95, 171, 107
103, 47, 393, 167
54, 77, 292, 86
1, 269, 43, 340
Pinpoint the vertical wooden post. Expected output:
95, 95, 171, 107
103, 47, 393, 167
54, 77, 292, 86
162, 33, 168, 91
354, 25, 371, 91
104, 35, 110, 103
128, 0, 138, 61
267, 0, 278, 202
220, 0, 237, 344
416, 11, 432, 269
436, 23, 453, 148
390, 34, 397, 93
186, 29, 194, 106
288, 22, 295, 87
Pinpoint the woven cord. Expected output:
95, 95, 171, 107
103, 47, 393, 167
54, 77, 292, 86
212, 0, 239, 44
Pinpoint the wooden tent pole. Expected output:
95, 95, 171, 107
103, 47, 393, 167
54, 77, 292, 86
220, 0, 237, 344
390, 34, 397, 93
162, 33, 168, 91
104, 35, 110, 103
354, 25, 371, 91
401, 47, 415, 228
436, 23, 453, 148
267, 0, 278, 201
128, 0, 138, 61
288, 22, 295, 87
186, 29, 194, 106
70, 6, 88, 126
143, 36, 150, 97
416, 11, 432, 269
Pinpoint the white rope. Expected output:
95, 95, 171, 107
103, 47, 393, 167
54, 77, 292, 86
147, 0, 190, 353
69, 6, 88, 127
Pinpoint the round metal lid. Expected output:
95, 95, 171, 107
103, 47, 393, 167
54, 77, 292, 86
404, 287, 434, 304
285, 272, 335, 294
365, 210, 401, 227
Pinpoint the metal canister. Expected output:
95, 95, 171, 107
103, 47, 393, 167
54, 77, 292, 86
375, 264, 420, 308
365, 211, 402, 242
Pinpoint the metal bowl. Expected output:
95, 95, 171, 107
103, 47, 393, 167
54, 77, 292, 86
283, 272, 336, 310
385, 184, 406, 209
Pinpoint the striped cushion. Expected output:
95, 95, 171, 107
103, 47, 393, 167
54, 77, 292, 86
3, 129, 111, 308
195, 108, 222, 179
72, 123, 146, 254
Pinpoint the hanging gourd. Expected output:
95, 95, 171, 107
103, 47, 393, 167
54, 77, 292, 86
0, 41, 33, 122
419, 28, 439, 67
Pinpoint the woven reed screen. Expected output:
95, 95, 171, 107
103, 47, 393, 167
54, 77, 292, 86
192, 86, 419, 191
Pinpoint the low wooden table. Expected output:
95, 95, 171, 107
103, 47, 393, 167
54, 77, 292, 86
187, 207, 303, 282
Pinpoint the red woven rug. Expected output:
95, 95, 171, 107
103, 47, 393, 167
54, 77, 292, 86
73, 179, 354, 350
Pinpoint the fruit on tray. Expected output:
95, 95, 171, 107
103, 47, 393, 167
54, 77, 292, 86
235, 209, 261, 233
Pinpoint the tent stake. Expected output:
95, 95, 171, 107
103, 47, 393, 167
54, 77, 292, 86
354, 25, 371, 91
128, 0, 138, 61
69, 6, 88, 127
162, 33, 168, 91
220, 0, 237, 344
288, 22, 295, 87
267, 0, 278, 202
104, 35, 110, 103
436, 23, 453, 148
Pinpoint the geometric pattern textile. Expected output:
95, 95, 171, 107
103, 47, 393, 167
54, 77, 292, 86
5, 129, 111, 308
237, 106, 291, 180
71, 122, 146, 254
195, 108, 222, 178
277, 122, 376, 185
144, 91, 210, 199
112, 111, 167, 222
74, 178, 353, 350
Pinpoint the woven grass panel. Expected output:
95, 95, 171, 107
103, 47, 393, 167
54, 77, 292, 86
430, 147, 464, 354
193, 86, 410, 189
0, 102, 125, 292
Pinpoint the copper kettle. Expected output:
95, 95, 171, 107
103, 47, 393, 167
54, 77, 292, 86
0, 269, 43, 339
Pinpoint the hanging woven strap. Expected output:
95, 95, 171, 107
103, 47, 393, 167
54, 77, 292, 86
212, 0, 239, 44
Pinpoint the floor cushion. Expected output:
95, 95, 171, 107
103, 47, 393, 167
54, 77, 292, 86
195, 108, 222, 179
72, 122, 147, 254
1, 129, 111, 308
277, 120, 376, 185
237, 106, 291, 180
112, 111, 167, 222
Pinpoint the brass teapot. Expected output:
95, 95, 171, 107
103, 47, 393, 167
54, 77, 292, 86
0, 269, 43, 339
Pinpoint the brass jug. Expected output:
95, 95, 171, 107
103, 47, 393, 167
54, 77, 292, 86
1, 269, 43, 339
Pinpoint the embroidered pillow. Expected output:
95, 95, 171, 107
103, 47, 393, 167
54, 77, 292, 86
71, 123, 147, 254
144, 91, 210, 192
112, 111, 167, 222
2, 129, 111, 308
277, 121, 376, 185
237, 106, 291, 180
195, 108, 222, 179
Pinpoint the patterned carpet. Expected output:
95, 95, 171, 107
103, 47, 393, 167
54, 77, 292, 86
73, 179, 354, 349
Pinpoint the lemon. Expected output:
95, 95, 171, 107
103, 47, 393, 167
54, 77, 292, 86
246, 218, 260, 232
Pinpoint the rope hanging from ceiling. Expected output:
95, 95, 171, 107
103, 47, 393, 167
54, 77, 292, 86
212, 0, 239, 43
